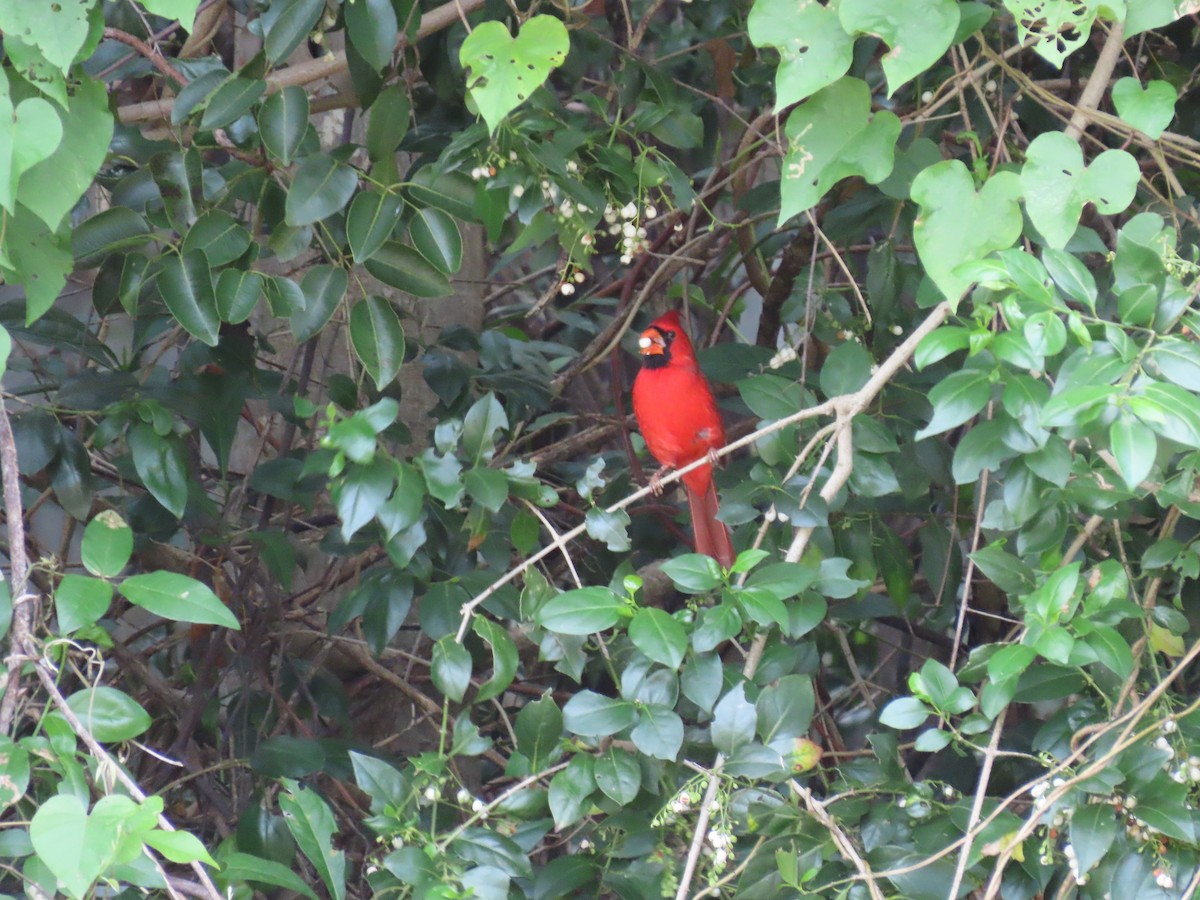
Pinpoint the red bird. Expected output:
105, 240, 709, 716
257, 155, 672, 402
632, 310, 734, 569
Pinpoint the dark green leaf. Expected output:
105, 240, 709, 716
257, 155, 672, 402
347, 191, 403, 262
215, 269, 264, 324
431, 636, 472, 702
200, 77, 265, 130
128, 422, 189, 517
158, 250, 220, 346
291, 265, 348, 343
345, 0, 398, 72
285, 154, 358, 226
363, 240, 453, 297
259, 86, 310, 166
349, 296, 405, 390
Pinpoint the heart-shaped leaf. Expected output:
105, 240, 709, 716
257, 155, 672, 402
911, 160, 1023, 303
460, 15, 569, 134
839, 0, 960, 95
1112, 77, 1176, 139
1020, 132, 1139, 249
1004, 0, 1096, 67
747, 0, 852, 109
0, 68, 63, 213
779, 77, 901, 224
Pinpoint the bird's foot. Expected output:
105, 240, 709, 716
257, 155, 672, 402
648, 466, 672, 496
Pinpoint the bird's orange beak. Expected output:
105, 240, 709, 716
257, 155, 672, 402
638, 327, 667, 356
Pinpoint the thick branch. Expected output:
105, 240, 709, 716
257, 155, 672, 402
117, 0, 488, 125
0, 397, 33, 735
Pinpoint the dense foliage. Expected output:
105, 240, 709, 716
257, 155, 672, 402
4, 0, 1200, 897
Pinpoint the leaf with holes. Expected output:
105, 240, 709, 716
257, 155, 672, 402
746, 0, 852, 109
839, 0, 960, 95
911, 160, 1023, 303
1020, 133, 1139, 249
460, 15, 569, 134
1112, 77, 1176, 139
1003, 0, 1098, 68
779, 77, 900, 224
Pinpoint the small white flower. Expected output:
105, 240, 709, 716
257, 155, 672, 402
560, 201, 574, 218
985, 80, 997, 93
890, 324, 903, 336
574, 272, 586, 283
456, 788, 471, 804
608, 224, 622, 236
636, 226, 647, 238
921, 90, 934, 103
621, 202, 638, 219
644, 204, 658, 218
578, 203, 589, 213
471, 798, 488, 818
512, 185, 525, 198
509, 151, 518, 161
567, 160, 579, 173
560, 283, 575, 296
1156, 870, 1174, 889
423, 786, 438, 801
674, 223, 683, 232
579, 839, 591, 851
391, 836, 405, 849
623, 222, 637, 238
581, 233, 593, 246
942, 785, 954, 799
620, 253, 632, 265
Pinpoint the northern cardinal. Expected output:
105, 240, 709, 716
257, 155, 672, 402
632, 310, 734, 569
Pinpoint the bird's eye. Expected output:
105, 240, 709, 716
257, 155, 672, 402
664, 330, 675, 341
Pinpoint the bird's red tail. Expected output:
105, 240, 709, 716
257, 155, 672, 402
686, 480, 734, 570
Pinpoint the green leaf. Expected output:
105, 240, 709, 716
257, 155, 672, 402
365, 85, 411, 162
258, 86, 310, 166
736, 586, 790, 627
128, 423, 189, 518
1112, 77, 1176, 139
264, 0, 325, 64
1020, 133, 1139, 249
1042, 248, 1098, 311
409, 207, 463, 274
29, 795, 95, 899
1069, 805, 1119, 875
363, 241, 453, 297
537, 587, 623, 635
0, 0, 88, 74
839, 0, 960, 95
514, 695, 562, 770
661, 554, 723, 593
345, 0, 398, 72
746, 562, 818, 600
986, 644, 1036, 683
143, 829, 217, 865
682, 653, 722, 713
914, 369, 992, 440
460, 15, 570, 134
879, 696, 931, 730
222, 852, 319, 900
1130, 381, 1200, 446
200, 77, 265, 130
181, 210, 251, 267
285, 154, 358, 226
333, 456, 393, 539
431, 636, 472, 702
746, 0, 852, 108
119, 571, 241, 629
911, 161, 1023, 302
820, 341, 874, 396
349, 296, 405, 390
1109, 413, 1155, 489
279, 783, 347, 900
472, 617, 518, 704
1086, 626, 1134, 678
4, 203, 71, 324
55, 574, 113, 634
584, 507, 631, 552
630, 705, 684, 760
159, 251, 220, 346
215, 269, 264, 324
548, 755, 595, 830
756, 675, 814, 744
693, 601, 742, 652
1150, 337, 1200, 391
19, 77, 113, 233
562, 690, 637, 737
463, 393, 508, 463
779, 77, 901, 223
712, 683, 756, 755
291, 265, 348, 343
1004, 0, 1096, 66
64, 686, 152, 742
347, 191, 403, 262
72, 207, 151, 267
593, 747, 641, 804
628, 608, 688, 670
80, 511, 132, 578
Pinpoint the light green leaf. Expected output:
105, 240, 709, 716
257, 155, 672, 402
64, 686, 152, 742
0, 0, 88, 74
746, 0, 852, 109
280, 782, 346, 900
1004, 0, 1097, 67
1109, 413, 1155, 489
1112, 77, 1176, 139
1020, 132, 1139, 249
118, 571, 241, 629
914, 369, 992, 440
431, 636, 472, 702
537, 587, 623, 635
460, 15, 570, 134
839, 0, 960, 95
912, 160, 1023, 302
628, 608, 688, 670
779, 77, 901, 223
